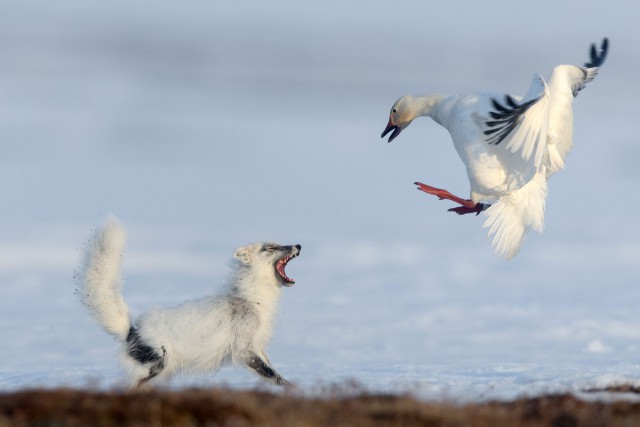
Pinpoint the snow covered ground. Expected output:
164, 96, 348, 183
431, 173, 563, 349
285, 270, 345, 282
1, 1, 639, 402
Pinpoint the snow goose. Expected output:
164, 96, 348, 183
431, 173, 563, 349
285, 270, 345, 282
381, 39, 609, 259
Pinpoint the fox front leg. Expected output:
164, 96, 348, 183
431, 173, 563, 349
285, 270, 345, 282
245, 351, 290, 386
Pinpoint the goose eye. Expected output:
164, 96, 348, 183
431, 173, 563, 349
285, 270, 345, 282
392, 108, 397, 114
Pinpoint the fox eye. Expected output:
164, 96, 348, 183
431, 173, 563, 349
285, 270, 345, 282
261, 245, 277, 252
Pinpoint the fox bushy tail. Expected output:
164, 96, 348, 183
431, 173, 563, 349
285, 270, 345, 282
77, 216, 131, 341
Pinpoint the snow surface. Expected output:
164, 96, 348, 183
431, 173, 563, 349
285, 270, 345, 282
1, 0, 640, 402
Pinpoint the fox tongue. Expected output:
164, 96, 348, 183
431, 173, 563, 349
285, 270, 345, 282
276, 256, 294, 283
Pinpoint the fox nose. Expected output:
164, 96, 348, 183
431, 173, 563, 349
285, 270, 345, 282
295, 244, 301, 252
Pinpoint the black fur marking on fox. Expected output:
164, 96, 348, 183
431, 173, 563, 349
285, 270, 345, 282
126, 325, 163, 364
146, 347, 166, 379
137, 348, 166, 387
246, 352, 288, 385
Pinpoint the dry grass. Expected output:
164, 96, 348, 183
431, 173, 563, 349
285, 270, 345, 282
1, 387, 640, 427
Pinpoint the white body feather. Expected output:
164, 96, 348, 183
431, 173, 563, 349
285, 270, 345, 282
430, 91, 552, 259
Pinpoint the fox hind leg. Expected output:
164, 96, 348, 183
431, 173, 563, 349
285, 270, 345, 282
133, 350, 166, 389
125, 327, 167, 389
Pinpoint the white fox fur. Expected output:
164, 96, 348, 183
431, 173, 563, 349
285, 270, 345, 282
77, 216, 301, 388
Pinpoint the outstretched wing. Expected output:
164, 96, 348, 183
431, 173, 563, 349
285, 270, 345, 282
484, 38, 609, 177
483, 74, 551, 172
545, 38, 609, 174
573, 37, 609, 96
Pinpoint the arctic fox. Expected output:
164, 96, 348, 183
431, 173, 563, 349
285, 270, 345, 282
77, 216, 301, 388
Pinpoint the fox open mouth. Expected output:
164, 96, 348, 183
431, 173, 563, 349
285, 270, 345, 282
275, 254, 297, 285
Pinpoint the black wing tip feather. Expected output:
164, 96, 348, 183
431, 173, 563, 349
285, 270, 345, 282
584, 37, 609, 69
484, 95, 538, 145
491, 98, 509, 113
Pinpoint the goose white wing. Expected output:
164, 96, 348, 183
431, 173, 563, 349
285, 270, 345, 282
483, 74, 551, 175
484, 38, 609, 177
545, 38, 609, 174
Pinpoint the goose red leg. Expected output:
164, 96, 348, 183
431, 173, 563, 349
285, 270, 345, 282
414, 182, 486, 216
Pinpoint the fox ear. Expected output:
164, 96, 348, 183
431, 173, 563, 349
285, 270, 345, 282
234, 246, 252, 265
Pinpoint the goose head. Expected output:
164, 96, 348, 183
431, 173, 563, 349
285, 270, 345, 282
381, 95, 418, 143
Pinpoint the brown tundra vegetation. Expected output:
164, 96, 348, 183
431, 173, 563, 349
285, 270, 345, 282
2, 385, 640, 427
